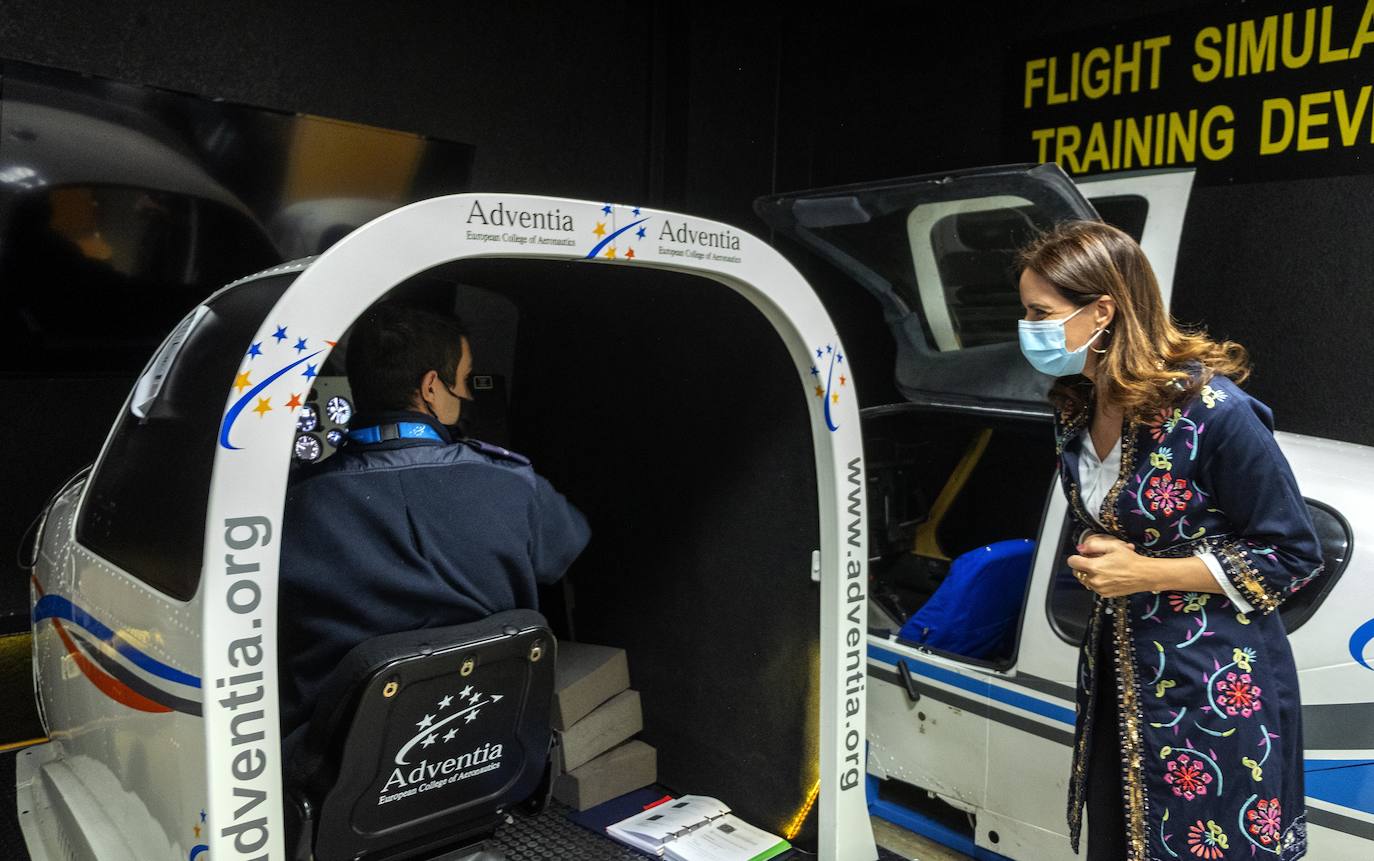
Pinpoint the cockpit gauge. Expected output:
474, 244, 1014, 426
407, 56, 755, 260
325, 395, 353, 426
296, 403, 319, 433
294, 433, 323, 463
325, 428, 346, 449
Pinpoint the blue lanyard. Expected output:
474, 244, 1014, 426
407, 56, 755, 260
348, 422, 445, 444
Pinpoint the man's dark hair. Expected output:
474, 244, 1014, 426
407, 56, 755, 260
345, 303, 469, 413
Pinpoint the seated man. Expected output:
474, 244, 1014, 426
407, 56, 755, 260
278, 302, 590, 746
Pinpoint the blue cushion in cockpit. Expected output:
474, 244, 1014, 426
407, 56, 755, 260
897, 539, 1035, 660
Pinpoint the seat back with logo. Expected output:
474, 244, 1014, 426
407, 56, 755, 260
286, 609, 555, 861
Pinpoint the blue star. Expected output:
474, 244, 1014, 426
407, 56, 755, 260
636, 226, 647, 239
302, 363, 318, 380
247, 342, 263, 360
200, 810, 206, 822
273, 325, 288, 343
815, 348, 823, 359
632, 207, 641, 216
602, 204, 613, 215
826, 345, 833, 353
837, 353, 844, 364
810, 366, 819, 377
294, 337, 308, 354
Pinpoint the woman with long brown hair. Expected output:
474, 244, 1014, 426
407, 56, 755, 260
1016, 220, 1323, 860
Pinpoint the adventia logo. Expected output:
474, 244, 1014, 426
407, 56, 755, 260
376, 683, 506, 805
466, 200, 574, 232
658, 219, 741, 250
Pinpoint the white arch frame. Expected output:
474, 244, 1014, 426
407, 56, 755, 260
201, 194, 873, 860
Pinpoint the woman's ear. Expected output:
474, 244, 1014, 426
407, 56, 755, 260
1096, 296, 1116, 329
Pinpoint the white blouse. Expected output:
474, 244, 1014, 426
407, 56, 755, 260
1075, 429, 1253, 613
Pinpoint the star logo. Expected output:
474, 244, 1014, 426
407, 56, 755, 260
465, 711, 479, 723
438, 695, 453, 709
294, 337, 308, 354
421, 733, 437, 748
585, 203, 649, 262
808, 343, 844, 432
272, 325, 288, 343
636, 226, 646, 239
460, 685, 473, 698
302, 363, 318, 380
606, 245, 616, 259
443, 728, 457, 742
593, 222, 607, 237
247, 342, 263, 360
626, 248, 636, 259
417, 713, 435, 730
253, 397, 272, 417
234, 371, 253, 393
286, 393, 302, 411
602, 204, 613, 215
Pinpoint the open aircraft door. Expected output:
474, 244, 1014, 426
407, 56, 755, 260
757, 164, 1374, 861
19, 195, 879, 860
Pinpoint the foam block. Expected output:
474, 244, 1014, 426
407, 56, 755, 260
553, 641, 631, 731
558, 689, 642, 773
553, 740, 658, 812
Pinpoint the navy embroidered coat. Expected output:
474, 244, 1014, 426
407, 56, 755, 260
1056, 374, 1324, 861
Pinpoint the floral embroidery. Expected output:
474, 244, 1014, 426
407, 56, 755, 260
1215, 671, 1262, 718
1169, 592, 1209, 613
1149, 408, 1181, 442
1150, 446, 1174, 470
1164, 752, 1214, 800
1200, 384, 1228, 408
1145, 472, 1194, 517
1232, 647, 1256, 673
1245, 797, 1282, 847
1186, 819, 1229, 858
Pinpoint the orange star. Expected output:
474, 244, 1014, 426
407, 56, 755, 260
253, 397, 272, 417
193, 825, 200, 838
286, 393, 302, 411
605, 245, 616, 259
814, 385, 824, 397
593, 222, 607, 237
839, 375, 846, 386
325, 340, 338, 346
831, 392, 840, 405
625, 248, 636, 259
233, 371, 252, 393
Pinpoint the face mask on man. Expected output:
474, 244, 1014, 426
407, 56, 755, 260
1017, 304, 1106, 377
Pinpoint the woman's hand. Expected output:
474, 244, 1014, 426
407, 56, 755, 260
1067, 533, 1152, 598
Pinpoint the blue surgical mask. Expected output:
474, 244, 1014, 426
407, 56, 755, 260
1018, 305, 1105, 377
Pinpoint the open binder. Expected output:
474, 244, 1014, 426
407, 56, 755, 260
605, 795, 790, 861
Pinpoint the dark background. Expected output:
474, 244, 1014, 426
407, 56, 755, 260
1, 0, 1368, 845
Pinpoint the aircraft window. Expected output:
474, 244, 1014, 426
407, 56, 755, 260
294, 433, 323, 463
296, 403, 320, 433
1046, 499, 1352, 644
1086, 194, 1149, 242
76, 272, 297, 601
1276, 501, 1351, 633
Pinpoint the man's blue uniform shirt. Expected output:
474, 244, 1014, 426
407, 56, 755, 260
278, 410, 589, 740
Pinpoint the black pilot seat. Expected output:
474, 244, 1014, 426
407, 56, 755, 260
285, 609, 556, 861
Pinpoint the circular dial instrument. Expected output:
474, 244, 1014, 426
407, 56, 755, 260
296, 403, 319, 433
325, 395, 353, 426
294, 433, 323, 462
325, 428, 346, 448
